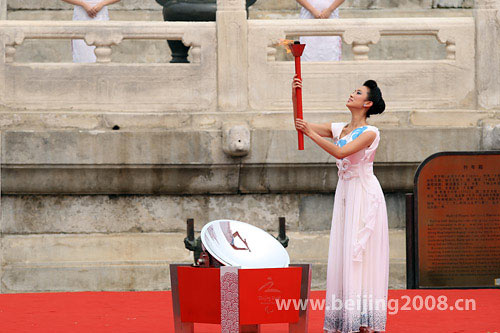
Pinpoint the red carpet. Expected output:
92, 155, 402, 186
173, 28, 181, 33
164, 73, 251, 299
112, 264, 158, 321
0, 289, 499, 332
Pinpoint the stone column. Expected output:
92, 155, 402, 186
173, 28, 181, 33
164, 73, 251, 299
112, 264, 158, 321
0, 0, 7, 20
216, 0, 248, 111
475, 0, 500, 109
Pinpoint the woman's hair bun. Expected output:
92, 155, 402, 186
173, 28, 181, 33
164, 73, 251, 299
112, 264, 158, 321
363, 80, 385, 118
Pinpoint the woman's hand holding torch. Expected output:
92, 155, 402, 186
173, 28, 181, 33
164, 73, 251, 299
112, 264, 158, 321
292, 77, 312, 138
289, 41, 306, 150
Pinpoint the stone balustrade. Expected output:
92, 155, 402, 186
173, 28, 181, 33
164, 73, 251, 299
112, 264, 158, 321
0, 16, 475, 112
0, 21, 216, 111
248, 17, 475, 111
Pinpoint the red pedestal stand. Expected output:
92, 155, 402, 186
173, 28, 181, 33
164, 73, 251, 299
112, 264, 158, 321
170, 264, 312, 333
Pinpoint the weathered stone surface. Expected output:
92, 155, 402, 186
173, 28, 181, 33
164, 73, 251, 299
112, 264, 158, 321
217, 0, 248, 111
298, 195, 334, 231
1, 193, 406, 234
481, 118, 500, 150
1, 194, 300, 234
2, 62, 216, 111
1, 165, 241, 194
246, 127, 480, 164
433, 0, 473, 8
375, 127, 480, 162
0, 109, 490, 131
410, 110, 494, 126
0, 230, 406, 292
13, 37, 175, 64
0, 126, 481, 194
2, 233, 191, 263
1, 131, 228, 165
1, 264, 172, 292
350, 35, 447, 61
0, 0, 6, 20
475, 0, 500, 109
239, 164, 339, 193
253, 0, 299, 11
387, 260, 407, 289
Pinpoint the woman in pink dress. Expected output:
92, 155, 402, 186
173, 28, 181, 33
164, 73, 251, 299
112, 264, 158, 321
293, 77, 389, 333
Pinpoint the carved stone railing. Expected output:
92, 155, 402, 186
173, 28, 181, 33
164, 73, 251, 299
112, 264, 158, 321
0, 15, 478, 112
248, 17, 475, 111
0, 21, 216, 111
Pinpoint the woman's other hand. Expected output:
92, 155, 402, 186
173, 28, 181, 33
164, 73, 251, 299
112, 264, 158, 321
89, 2, 105, 17
292, 75, 302, 98
82, 2, 96, 18
310, 8, 322, 18
295, 118, 313, 137
319, 8, 333, 19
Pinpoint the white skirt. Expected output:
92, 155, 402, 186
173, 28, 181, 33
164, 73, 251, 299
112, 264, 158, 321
72, 0, 109, 63
299, 0, 342, 62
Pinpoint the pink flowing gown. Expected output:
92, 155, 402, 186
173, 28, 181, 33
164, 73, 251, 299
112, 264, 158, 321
323, 122, 389, 332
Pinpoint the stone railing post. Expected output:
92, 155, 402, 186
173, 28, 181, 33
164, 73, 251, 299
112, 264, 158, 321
343, 28, 381, 61
4, 31, 24, 63
216, 0, 248, 111
0, 0, 6, 20
84, 31, 123, 63
475, 0, 500, 109
436, 29, 456, 60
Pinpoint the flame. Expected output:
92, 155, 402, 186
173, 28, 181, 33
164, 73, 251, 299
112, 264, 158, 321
278, 38, 295, 53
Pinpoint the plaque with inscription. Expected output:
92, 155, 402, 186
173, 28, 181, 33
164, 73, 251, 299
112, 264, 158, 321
411, 151, 500, 288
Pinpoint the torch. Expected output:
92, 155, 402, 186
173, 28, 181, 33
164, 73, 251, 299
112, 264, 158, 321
289, 41, 306, 150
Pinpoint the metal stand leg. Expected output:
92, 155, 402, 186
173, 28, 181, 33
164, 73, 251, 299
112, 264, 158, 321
289, 264, 312, 333
170, 264, 194, 333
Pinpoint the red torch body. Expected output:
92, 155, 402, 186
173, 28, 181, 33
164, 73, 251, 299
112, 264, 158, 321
289, 42, 306, 150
